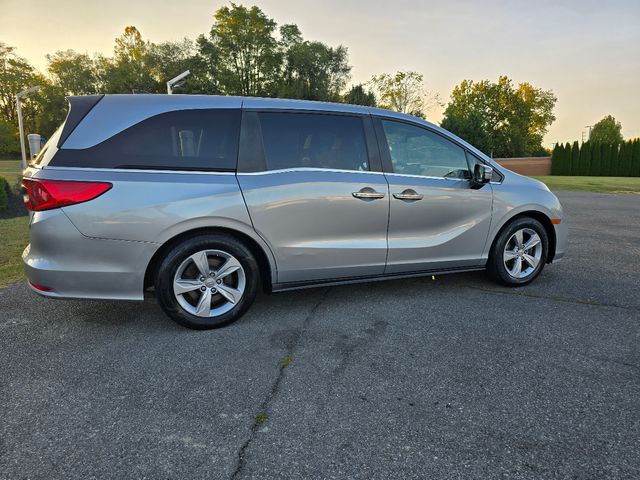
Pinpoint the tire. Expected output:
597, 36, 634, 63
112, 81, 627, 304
155, 234, 259, 329
487, 217, 549, 287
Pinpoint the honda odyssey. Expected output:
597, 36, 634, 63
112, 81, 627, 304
22, 94, 567, 329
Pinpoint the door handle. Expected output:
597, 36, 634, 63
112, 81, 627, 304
352, 187, 385, 200
393, 189, 424, 201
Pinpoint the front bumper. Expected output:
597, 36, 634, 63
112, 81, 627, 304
552, 218, 568, 262
23, 209, 159, 300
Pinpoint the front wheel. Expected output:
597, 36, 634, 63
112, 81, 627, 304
487, 217, 548, 287
155, 235, 259, 329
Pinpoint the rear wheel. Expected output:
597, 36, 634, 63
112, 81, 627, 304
155, 235, 259, 329
487, 217, 548, 286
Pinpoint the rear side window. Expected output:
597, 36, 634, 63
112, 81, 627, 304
51, 109, 240, 171
257, 112, 369, 172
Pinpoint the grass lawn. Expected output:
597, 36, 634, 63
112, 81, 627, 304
0, 216, 29, 287
532, 176, 640, 194
0, 159, 22, 186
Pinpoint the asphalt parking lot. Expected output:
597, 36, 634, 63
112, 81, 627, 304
1, 191, 639, 479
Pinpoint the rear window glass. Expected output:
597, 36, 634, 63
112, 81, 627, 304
258, 112, 369, 172
31, 126, 62, 166
50, 109, 240, 171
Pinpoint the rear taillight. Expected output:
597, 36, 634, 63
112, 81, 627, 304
22, 178, 112, 211
29, 281, 52, 292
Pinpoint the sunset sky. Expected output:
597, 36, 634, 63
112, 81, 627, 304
1, 0, 639, 144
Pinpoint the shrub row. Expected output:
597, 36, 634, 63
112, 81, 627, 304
0, 178, 9, 211
551, 139, 640, 176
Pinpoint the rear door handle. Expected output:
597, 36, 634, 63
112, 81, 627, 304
352, 187, 385, 200
393, 189, 424, 201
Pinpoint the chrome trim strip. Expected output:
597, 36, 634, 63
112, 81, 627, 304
383, 172, 469, 182
41, 166, 236, 175
237, 167, 384, 176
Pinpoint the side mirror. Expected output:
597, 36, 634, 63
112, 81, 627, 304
472, 164, 493, 187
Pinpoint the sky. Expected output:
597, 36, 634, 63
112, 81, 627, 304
1, 0, 639, 145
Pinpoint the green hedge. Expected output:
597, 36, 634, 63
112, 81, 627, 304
551, 139, 640, 176
0, 177, 9, 211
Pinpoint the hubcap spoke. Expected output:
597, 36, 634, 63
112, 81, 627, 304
194, 289, 213, 317
509, 257, 522, 277
503, 250, 518, 262
190, 251, 211, 277
514, 230, 524, 249
216, 284, 242, 304
523, 253, 539, 269
216, 257, 242, 280
174, 279, 203, 295
523, 233, 541, 250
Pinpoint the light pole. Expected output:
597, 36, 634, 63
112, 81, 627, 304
167, 70, 191, 94
16, 86, 40, 170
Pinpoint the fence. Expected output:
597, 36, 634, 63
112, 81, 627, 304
493, 157, 551, 176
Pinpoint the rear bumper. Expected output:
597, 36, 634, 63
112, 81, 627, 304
22, 209, 159, 300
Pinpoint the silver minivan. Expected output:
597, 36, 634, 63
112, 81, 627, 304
22, 94, 567, 329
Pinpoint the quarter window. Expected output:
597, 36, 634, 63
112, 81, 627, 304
51, 109, 241, 170
381, 120, 470, 179
257, 112, 370, 172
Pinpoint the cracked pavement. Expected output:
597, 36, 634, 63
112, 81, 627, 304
1, 191, 639, 479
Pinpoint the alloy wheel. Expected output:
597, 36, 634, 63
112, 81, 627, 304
173, 249, 246, 317
503, 228, 543, 279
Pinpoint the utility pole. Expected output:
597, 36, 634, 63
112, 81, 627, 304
167, 71, 191, 94
584, 125, 593, 140
16, 86, 40, 170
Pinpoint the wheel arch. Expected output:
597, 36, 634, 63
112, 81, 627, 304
144, 227, 276, 293
489, 210, 557, 263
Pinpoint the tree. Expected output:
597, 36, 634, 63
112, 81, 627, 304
440, 76, 556, 158
33, 83, 67, 138
0, 42, 54, 147
0, 118, 20, 155
516, 82, 557, 156
0, 43, 42, 127
632, 139, 640, 177
570, 141, 580, 175
565, 143, 573, 175
440, 105, 490, 153
145, 38, 200, 93
601, 142, 612, 176
609, 144, 620, 176
99, 26, 157, 93
278, 25, 351, 101
558, 143, 569, 175
590, 115, 623, 145
590, 142, 602, 176
343, 84, 376, 106
578, 141, 591, 175
197, 4, 281, 96
551, 143, 571, 176
620, 140, 634, 177
46, 50, 98, 95
550, 143, 562, 175
369, 71, 440, 118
